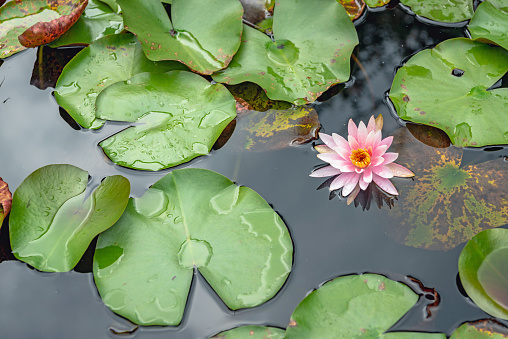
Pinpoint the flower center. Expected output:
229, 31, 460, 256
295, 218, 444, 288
350, 149, 371, 168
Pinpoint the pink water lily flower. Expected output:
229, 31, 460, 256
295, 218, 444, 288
310, 115, 414, 203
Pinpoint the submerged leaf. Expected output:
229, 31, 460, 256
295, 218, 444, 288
387, 128, 508, 251
211, 326, 285, 339
240, 0, 274, 24
31, 46, 81, 89
213, 0, 358, 105
93, 168, 293, 326
118, 0, 243, 74
468, 1, 508, 50
96, 70, 236, 171
389, 38, 508, 147
450, 320, 508, 338
0, 177, 12, 227
400, 0, 474, 23
459, 229, 508, 319
9, 164, 130, 272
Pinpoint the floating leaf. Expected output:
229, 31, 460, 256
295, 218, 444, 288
96, 0, 120, 13
284, 274, 446, 338
0, 177, 12, 227
213, 0, 358, 105
468, 1, 508, 51
399, 0, 474, 23
489, 0, 508, 11
54, 33, 185, 129
0, 0, 87, 58
118, 0, 243, 74
450, 320, 508, 338
459, 229, 508, 319
211, 326, 285, 339
93, 168, 293, 326
31, 46, 81, 89
389, 38, 508, 147
338, 0, 366, 21
387, 128, 508, 251
364, 0, 391, 8
406, 123, 451, 149
9, 164, 130, 272
50, 0, 124, 47
96, 70, 236, 171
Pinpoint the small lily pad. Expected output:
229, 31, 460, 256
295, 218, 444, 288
284, 274, 446, 338
96, 70, 236, 171
468, 1, 508, 51
213, 0, 358, 105
0, 177, 12, 227
54, 33, 186, 129
211, 326, 285, 339
9, 164, 130, 272
365, 0, 391, 8
399, 0, 474, 23
93, 168, 293, 326
118, 0, 243, 74
389, 38, 508, 147
459, 229, 508, 319
338, 0, 366, 20
450, 320, 508, 338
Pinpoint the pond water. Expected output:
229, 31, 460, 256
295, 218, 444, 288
0, 4, 507, 339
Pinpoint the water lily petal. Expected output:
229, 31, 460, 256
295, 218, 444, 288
317, 153, 343, 163
309, 165, 342, 177
380, 135, 393, 148
367, 115, 376, 133
348, 119, 358, 140
363, 167, 373, 183
346, 184, 361, 205
342, 173, 361, 196
328, 159, 352, 169
359, 176, 369, 190
382, 152, 399, 165
385, 163, 415, 177
357, 121, 368, 147
335, 147, 351, 161
371, 156, 384, 167
372, 165, 394, 179
314, 145, 335, 154
365, 130, 377, 150
373, 144, 388, 157
372, 173, 398, 195
339, 164, 357, 172
330, 172, 355, 191
319, 132, 337, 149
375, 114, 383, 132
348, 135, 360, 150
332, 133, 351, 152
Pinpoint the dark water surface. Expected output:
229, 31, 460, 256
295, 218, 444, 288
1, 6, 507, 339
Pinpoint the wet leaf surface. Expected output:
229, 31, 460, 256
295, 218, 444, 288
96, 70, 236, 171
54, 33, 186, 129
459, 229, 508, 319
364, 0, 391, 8
211, 325, 285, 339
338, 0, 366, 20
213, 0, 358, 105
9, 164, 130, 272
284, 274, 446, 338
468, 1, 508, 50
49, 0, 124, 47
450, 319, 508, 338
387, 128, 508, 251
400, 0, 474, 23
389, 38, 508, 147
30, 46, 81, 89
118, 0, 243, 74
93, 168, 293, 326
0, 177, 12, 227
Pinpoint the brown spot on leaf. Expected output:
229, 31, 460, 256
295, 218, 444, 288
403, 95, 410, 102
289, 320, 297, 327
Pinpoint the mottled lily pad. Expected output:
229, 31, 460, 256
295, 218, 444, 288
9, 164, 130, 272
118, 0, 243, 74
0, 0, 87, 58
389, 38, 508, 147
399, 0, 474, 23
50, 0, 124, 47
284, 274, 446, 338
468, 1, 508, 51
387, 128, 508, 251
459, 229, 508, 319
93, 168, 293, 326
213, 0, 358, 105
450, 320, 508, 338
338, 0, 366, 20
0, 177, 12, 227
96, 70, 236, 171
54, 33, 185, 129
211, 326, 285, 339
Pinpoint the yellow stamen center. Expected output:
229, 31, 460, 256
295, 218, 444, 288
350, 149, 371, 168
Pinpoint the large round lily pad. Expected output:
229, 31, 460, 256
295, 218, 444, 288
389, 38, 508, 147
284, 274, 445, 338
212, 0, 358, 105
9, 164, 130, 272
399, 0, 474, 23
459, 229, 508, 319
96, 70, 236, 171
468, 1, 508, 51
211, 326, 285, 339
54, 33, 186, 129
93, 168, 293, 326
118, 0, 243, 75
387, 128, 508, 251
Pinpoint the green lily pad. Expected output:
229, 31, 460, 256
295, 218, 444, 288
450, 320, 508, 338
459, 229, 508, 319
389, 38, 508, 147
50, 0, 124, 47
364, 0, 391, 8
95, 70, 236, 171
96, 0, 120, 13
54, 33, 185, 129
0, 0, 87, 58
212, 0, 358, 105
93, 168, 293, 326
0, 177, 12, 227
399, 0, 474, 23
211, 326, 285, 339
489, 0, 508, 11
387, 128, 508, 251
284, 274, 445, 338
9, 164, 130, 272
468, 1, 508, 51
338, 0, 366, 20
118, 0, 243, 74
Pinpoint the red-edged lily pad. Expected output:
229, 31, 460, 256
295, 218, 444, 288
0, 177, 12, 227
